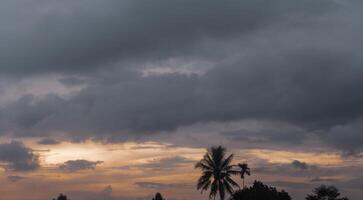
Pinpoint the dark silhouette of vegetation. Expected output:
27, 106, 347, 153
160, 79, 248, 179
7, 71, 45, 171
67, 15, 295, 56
238, 163, 250, 188
52, 193, 69, 200
152, 192, 165, 200
230, 181, 291, 200
195, 146, 246, 200
306, 185, 349, 200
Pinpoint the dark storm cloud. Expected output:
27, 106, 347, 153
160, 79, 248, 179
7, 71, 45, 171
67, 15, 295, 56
0, 94, 67, 136
221, 125, 306, 146
0, 141, 40, 171
324, 119, 363, 154
58, 77, 86, 87
0, 0, 334, 75
0, 0, 362, 154
59, 160, 103, 172
4, 48, 363, 152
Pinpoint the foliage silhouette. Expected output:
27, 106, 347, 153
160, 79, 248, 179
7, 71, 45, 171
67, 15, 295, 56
237, 163, 251, 188
230, 181, 291, 200
195, 145, 240, 200
52, 193, 69, 200
306, 185, 349, 200
152, 192, 165, 200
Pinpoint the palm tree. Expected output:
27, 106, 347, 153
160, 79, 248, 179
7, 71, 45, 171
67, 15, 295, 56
237, 163, 251, 188
195, 146, 240, 200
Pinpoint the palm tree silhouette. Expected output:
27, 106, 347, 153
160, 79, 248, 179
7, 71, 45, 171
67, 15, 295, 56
237, 163, 251, 188
195, 145, 239, 200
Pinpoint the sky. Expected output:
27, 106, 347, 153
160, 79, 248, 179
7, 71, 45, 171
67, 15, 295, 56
0, 0, 363, 199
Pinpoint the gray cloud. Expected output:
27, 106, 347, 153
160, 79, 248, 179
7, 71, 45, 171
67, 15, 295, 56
339, 177, 363, 189
310, 177, 340, 183
253, 161, 360, 180
291, 160, 309, 170
7, 175, 26, 182
324, 119, 363, 154
0, 0, 362, 155
0, 141, 40, 171
37, 138, 61, 145
221, 124, 306, 147
59, 160, 103, 172
0, 0, 334, 75
137, 156, 194, 171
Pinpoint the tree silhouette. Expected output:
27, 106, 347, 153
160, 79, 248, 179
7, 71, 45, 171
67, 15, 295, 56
230, 181, 291, 200
195, 146, 240, 200
237, 163, 251, 188
306, 185, 349, 200
52, 193, 69, 200
152, 192, 164, 200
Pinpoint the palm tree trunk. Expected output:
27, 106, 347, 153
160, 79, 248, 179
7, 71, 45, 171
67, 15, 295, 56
243, 178, 245, 188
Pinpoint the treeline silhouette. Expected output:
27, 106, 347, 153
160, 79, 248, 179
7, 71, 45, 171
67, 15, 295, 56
51, 146, 350, 200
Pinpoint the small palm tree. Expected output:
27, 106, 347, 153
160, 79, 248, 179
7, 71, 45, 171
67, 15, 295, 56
195, 146, 240, 200
238, 163, 251, 188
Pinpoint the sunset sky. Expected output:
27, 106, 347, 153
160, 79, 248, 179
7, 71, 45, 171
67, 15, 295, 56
1, 1, 363, 200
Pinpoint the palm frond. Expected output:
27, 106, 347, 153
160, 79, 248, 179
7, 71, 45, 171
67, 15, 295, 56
225, 175, 239, 188
218, 180, 225, 200
195, 160, 213, 171
197, 172, 213, 190
221, 154, 234, 170
226, 170, 240, 176
209, 179, 218, 199
223, 179, 234, 195
205, 153, 216, 168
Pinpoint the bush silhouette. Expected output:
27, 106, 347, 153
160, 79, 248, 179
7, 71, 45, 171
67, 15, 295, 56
230, 181, 291, 200
306, 185, 349, 200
